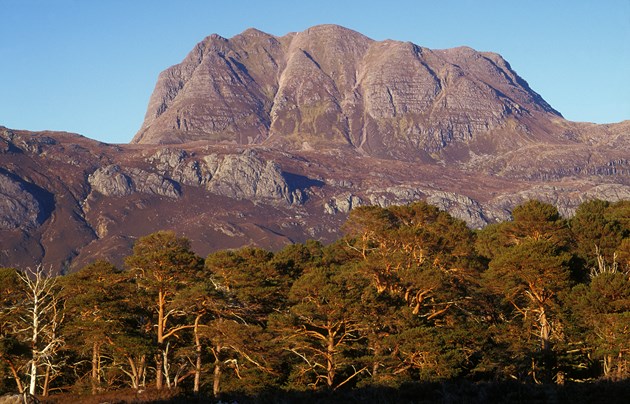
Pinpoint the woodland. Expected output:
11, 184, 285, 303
0, 199, 628, 403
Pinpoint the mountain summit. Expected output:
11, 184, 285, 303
132, 25, 562, 161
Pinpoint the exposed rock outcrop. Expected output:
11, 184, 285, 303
324, 193, 364, 214
127, 168, 180, 198
488, 183, 630, 218
148, 148, 213, 186
88, 148, 306, 205
365, 187, 493, 228
424, 191, 489, 229
88, 165, 180, 198
0, 173, 42, 230
367, 186, 424, 207
1, 127, 58, 154
88, 165, 133, 197
206, 150, 300, 205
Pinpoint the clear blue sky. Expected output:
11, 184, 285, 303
1, 0, 629, 144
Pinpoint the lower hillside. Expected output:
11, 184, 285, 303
1, 199, 628, 402
1, 126, 629, 274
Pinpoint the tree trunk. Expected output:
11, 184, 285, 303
326, 330, 335, 388
28, 358, 37, 396
372, 359, 379, 379
371, 343, 382, 380
127, 356, 139, 389
538, 307, 556, 384
212, 344, 222, 397
91, 342, 100, 394
539, 307, 551, 352
163, 344, 171, 388
1, 357, 24, 393
213, 359, 221, 397
616, 351, 625, 380
29, 295, 39, 396
604, 354, 612, 378
155, 352, 164, 390
193, 316, 202, 393
156, 289, 165, 390
43, 363, 51, 396
127, 355, 147, 390
140, 355, 146, 387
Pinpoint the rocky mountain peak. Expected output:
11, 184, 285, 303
131, 25, 564, 162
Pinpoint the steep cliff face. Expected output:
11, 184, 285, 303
132, 25, 562, 161
134, 29, 286, 145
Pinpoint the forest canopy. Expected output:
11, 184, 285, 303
1, 199, 628, 402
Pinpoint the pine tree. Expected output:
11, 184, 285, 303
569, 200, 625, 279
59, 260, 137, 393
0, 267, 27, 394
272, 263, 370, 390
569, 239, 630, 380
479, 201, 572, 383
125, 231, 203, 390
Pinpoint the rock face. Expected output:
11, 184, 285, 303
145, 147, 303, 204
0, 25, 628, 272
88, 149, 301, 205
325, 193, 364, 214
0, 173, 44, 230
206, 150, 301, 205
88, 165, 134, 197
89, 165, 180, 198
148, 148, 211, 186
132, 25, 561, 162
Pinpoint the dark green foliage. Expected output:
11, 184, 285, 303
277, 263, 373, 390
59, 260, 150, 393
476, 200, 571, 260
1, 199, 629, 400
569, 200, 627, 275
125, 230, 204, 291
477, 202, 574, 383
345, 202, 482, 318
205, 247, 291, 321
272, 239, 324, 279
570, 270, 630, 379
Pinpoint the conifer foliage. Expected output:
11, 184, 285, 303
0, 200, 628, 400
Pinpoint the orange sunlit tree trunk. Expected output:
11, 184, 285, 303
125, 231, 203, 390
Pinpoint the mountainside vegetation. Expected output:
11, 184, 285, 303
1, 199, 629, 403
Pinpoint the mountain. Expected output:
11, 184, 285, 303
1, 25, 629, 273
133, 25, 566, 160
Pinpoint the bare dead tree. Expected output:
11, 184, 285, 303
16, 265, 65, 396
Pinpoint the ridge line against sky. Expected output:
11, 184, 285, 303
1, 0, 629, 144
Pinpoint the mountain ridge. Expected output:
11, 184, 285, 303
132, 24, 564, 163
